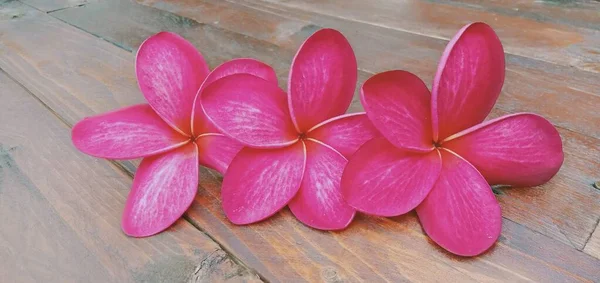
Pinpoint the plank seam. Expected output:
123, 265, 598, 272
583, 216, 600, 250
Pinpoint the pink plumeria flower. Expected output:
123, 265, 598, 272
72, 32, 277, 237
342, 23, 563, 256
201, 29, 379, 230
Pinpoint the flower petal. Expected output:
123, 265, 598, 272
442, 113, 563, 187
196, 133, 244, 174
341, 137, 442, 217
289, 140, 355, 230
72, 104, 189, 159
122, 143, 199, 237
431, 23, 505, 141
136, 32, 209, 134
201, 74, 298, 148
192, 58, 278, 135
416, 149, 502, 256
222, 142, 306, 224
288, 28, 357, 132
307, 113, 380, 159
361, 70, 433, 152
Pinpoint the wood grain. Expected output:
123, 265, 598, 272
2, 0, 599, 281
135, 0, 600, 251
438, 0, 600, 31
0, 71, 261, 282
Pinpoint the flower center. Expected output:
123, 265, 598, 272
298, 132, 308, 140
433, 140, 442, 148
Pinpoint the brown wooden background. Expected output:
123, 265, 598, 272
0, 0, 599, 281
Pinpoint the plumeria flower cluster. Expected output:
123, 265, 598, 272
72, 23, 563, 257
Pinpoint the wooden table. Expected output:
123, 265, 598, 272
1, 0, 599, 281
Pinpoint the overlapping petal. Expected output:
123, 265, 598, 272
196, 134, 244, 174
136, 32, 209, 134
289, 140, 355, 230
341, 137, 442, 217
192, 58, 278, 135
416, 149, 502, 256
307, 113, 379, 158
443, 113, 564, 187
122, 143, 199, 237
431, 22, 505, 141
361, 70, 433, 151
288, 29, 357, 132
222, 142, 306, 224
72, 104, 189, 159
202, 74, 298, 148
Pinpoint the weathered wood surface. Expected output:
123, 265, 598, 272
1, 0, 599, 281
229, 0, 600, 73
0, 70, 261, 282
137, 0, 600, 253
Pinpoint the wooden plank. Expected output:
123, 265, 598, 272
229, 0, 600, 73
2, 1, 599, 281
437, 0, 600, 31
19, 0, 88, 12
0, 71, 260, 282
584, 223, 600, 259
135, 0, 600, 251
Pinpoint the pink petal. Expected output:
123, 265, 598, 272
442, 113, 564, 187
122, 143, 199, 237
289, 140, 355, 230
136, 32, 209, 135
361, 70, 433, 152
72, 104, 189, 159
192, 58, 278, 136
416, 149, 502, 256
307, 113, 380, 159
222, 141, 306, 224
341, 137, 442, 217
288, 29, 357, 132
431, 23, 505, 141
196, 133, 244, 174
201, 74, 298, 148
